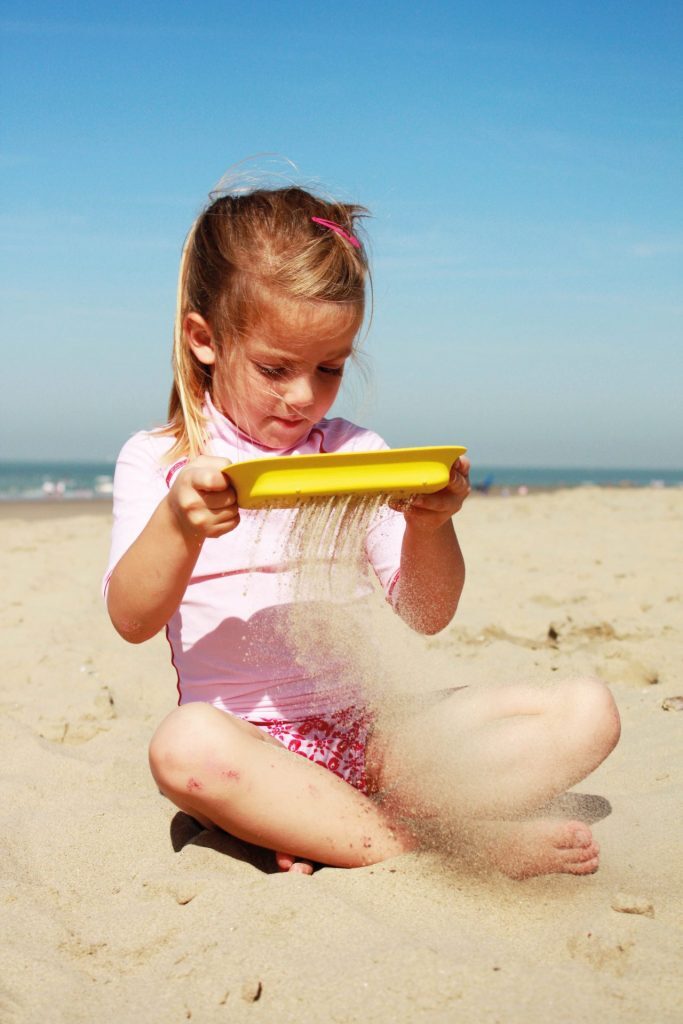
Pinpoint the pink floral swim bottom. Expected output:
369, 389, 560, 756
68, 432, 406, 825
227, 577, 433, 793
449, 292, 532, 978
248, 707, 372, 795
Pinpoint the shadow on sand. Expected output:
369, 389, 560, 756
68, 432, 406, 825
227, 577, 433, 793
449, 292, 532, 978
170, 811, 279, 874
533, 792, 612, 825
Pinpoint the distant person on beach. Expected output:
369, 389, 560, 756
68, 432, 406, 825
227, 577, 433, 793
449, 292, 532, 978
104, 179, 620, 877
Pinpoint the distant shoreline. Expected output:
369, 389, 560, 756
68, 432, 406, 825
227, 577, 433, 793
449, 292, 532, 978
0, 498, 113, 520
2, 460, 680, 505
0, 477, 680, 522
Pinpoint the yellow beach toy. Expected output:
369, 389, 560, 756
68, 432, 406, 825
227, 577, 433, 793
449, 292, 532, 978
224, 445, 467, 509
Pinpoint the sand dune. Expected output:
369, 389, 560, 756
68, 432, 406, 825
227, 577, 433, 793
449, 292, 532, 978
1, 488, 682, 1022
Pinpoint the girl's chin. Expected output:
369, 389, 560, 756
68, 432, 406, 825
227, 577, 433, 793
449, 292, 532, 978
260, 417, 311, 447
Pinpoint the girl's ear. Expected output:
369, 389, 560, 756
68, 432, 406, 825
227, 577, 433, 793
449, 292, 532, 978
184, 313, 216, 365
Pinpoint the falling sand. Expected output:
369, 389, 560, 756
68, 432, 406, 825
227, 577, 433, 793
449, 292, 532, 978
257, 494, 489, 855
284, 492, 386, 600
257, 493, 613, 874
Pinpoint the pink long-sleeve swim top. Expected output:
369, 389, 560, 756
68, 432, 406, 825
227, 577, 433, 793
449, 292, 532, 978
103, 397, 406, 720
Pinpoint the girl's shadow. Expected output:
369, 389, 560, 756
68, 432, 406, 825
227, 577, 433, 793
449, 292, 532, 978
169, 792, 612, 878
169, 811, 280, 873
532, 792, 612, 824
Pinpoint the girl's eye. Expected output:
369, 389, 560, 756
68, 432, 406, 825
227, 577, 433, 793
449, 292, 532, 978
256, 365, 288, 379
319, 365, 344, 377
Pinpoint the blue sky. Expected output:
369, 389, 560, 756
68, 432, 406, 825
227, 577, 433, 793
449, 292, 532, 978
2, 0, 681, 466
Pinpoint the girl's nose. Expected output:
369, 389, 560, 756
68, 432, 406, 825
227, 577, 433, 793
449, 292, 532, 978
283, 374, 315, 411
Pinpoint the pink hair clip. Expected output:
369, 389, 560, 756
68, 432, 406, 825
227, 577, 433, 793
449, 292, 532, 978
311, 216, 361, 249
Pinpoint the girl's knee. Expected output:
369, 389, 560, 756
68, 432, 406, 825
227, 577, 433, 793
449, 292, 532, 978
148, 702, 237, 791
562, 675, 621, 754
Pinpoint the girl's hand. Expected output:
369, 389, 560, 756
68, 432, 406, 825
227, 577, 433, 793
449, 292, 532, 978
390, 456, 471, 532
167, 456, 240, 542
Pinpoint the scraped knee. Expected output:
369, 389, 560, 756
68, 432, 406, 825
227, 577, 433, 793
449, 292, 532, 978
148, 702, 238, 795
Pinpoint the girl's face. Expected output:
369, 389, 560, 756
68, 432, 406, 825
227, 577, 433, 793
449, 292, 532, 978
212, 298, 362, 449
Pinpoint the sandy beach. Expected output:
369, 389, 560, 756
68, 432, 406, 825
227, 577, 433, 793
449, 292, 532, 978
2, 487, 682, 1023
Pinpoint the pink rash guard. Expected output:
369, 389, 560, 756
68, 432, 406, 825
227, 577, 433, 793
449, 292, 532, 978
103, 397, 406, 721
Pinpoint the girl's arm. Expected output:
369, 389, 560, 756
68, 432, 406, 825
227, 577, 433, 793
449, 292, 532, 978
107, 457, 239, 644
393, 457, 470, 635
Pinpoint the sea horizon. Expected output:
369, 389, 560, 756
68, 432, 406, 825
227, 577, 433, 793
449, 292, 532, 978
1, 458, 681, 502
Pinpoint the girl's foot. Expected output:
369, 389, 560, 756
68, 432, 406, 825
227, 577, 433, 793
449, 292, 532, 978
275, 851, 315, 875
471, 818, 600, 879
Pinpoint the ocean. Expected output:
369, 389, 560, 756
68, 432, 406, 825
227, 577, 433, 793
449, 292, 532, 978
0, 461, 116, 502
0, 460, 680, 503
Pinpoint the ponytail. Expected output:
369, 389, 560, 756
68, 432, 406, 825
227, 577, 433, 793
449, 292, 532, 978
165, 219, 212, 460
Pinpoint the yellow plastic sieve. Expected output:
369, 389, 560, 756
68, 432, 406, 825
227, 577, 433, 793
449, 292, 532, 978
223, 445, 467, 509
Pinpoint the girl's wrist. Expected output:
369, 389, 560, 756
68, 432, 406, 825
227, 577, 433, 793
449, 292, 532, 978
163, 493, 205, 552
403, 514, 453, 537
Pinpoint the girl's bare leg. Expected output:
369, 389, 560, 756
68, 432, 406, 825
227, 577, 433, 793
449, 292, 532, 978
149, 703, 412, 870
368, 676, 620, 878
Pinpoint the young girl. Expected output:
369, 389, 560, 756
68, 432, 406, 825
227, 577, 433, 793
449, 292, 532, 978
105, 183, 620, 877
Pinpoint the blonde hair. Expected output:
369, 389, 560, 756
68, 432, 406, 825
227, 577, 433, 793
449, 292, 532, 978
163, 187, 369, 460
